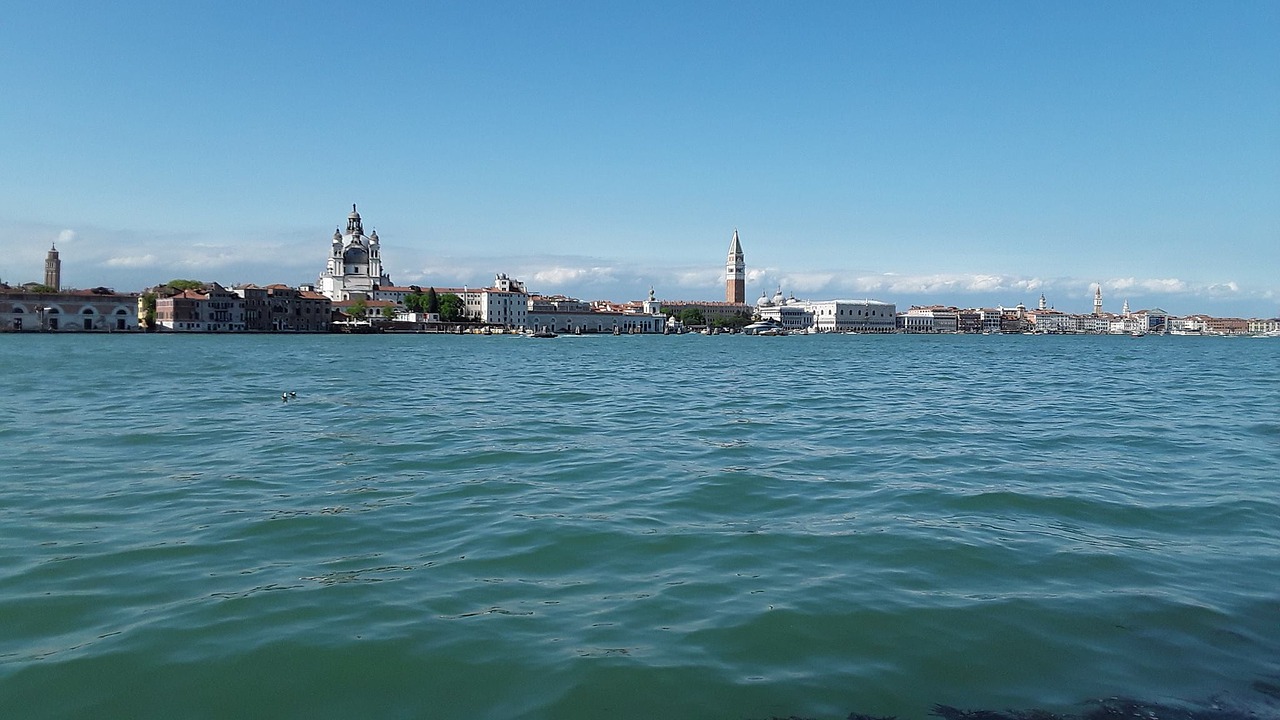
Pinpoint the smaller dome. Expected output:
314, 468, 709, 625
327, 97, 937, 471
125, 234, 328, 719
348, 203, 360, 219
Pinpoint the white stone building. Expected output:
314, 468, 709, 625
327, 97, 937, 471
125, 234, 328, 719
1, 289, 139, 332
318, 205, 393, 301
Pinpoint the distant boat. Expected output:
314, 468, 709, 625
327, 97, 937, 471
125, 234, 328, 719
744, 319, 787, 336
530, 327, 558, 338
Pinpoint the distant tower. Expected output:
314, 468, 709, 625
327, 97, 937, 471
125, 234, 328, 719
1093, 285, 1103, 316
1122, 299, 1130, 317
44, 244, 61, 290
726, 229, 745, 304
1038, 293, 1047, 311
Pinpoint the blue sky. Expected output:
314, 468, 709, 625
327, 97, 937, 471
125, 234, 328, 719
3, 1, 1277, 316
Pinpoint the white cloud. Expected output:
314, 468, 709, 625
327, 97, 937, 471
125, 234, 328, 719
177, 250, 240, 269
104, 254, 159, 268
531, 265, 618, 287
779, 271, 838, 293
57, 229, 77, 245
672, 269, 719, 288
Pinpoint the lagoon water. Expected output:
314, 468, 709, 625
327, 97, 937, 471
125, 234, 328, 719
1, 333, 1278, 719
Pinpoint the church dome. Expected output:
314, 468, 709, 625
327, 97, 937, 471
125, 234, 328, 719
343, 245, 369, 265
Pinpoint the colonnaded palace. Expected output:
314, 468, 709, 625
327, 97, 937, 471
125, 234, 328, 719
1, 206, 1276, 335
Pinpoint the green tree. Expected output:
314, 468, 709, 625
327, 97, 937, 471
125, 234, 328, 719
426, 287, 440, 314
348, 299, 368, 319
25, 283, 57, 294
438, 293, 464, 322
677, 307, 706, 326
381, 305, 396, 321
712, 311, 752, 330
167, 279, 205, 291
403, 291, 424, 313
142, 293, 158, 331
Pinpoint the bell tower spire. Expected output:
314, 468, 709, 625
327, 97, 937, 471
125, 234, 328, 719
45, 243, 61, 291
726, 229, 745, 304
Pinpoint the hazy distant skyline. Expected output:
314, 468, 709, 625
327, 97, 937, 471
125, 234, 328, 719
3, 2, 1277, 316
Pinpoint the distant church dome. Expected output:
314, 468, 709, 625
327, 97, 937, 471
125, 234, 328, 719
318, 204, 392, 301
343, 245, 369, 265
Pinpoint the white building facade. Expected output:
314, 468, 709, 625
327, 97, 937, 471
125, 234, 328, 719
318, 205, 393, 301
0, 289, 139, 332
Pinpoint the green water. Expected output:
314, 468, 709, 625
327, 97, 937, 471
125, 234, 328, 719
1, 333, 1277, 719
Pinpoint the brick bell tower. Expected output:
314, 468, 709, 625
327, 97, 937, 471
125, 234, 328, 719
726, 229, 745, 304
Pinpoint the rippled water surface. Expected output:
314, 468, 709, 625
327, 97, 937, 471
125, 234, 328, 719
2, 333, 1278, 719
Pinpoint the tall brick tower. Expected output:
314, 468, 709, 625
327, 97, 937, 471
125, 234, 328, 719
44, 244, 61, 291
726, 229, 745, 304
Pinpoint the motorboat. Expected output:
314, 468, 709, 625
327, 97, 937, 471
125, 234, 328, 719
744, 319, 787, 336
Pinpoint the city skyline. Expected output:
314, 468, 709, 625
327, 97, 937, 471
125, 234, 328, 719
3, 3, 1277, 317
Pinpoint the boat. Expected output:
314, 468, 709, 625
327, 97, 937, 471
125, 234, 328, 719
744, 319, 787, 336
529, 326, 558, 338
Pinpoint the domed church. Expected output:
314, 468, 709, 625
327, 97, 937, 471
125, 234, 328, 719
318, 204, 393, 301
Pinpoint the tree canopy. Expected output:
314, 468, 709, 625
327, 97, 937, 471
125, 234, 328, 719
438, 293, 465, 322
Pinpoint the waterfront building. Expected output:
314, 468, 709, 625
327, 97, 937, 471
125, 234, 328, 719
957, 309, 983, 334
526, 285, 666, 333
318, 205, 393, 301
1142, 308, 1172, 333
755, 289, 811, 331
428, 274, 531, 328
1202, 316, 1250, 335
235, 284, 332, 332
0, 287, 139, 332
155, 283, 245, 332
900, 306, 959, 333
1248, 318, 1280, 334
332, 298, 398, 323
979, 308, 1004, 333
1076, 314, 1112, 334
807, 299, 897, 333
44, 244, 61, 290
726, 229, 745, 304
370, 285, 420, 305
1026, 307, 1071, 333
525, 304, 667, 334
658, 300, 752, 325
